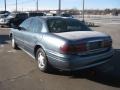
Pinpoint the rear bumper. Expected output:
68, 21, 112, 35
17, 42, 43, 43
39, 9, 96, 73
46, 48, 114, 71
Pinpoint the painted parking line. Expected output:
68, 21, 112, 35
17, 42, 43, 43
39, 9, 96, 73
85, 20, 120, 25
7, 49, 16, 53
94, 22, 120, 25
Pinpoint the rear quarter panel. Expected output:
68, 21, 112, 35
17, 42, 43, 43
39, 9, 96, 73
42, 33, 66, 54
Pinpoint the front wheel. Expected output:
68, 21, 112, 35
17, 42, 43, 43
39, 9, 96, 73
11, 37, 18, 49
36, 48, 51, 72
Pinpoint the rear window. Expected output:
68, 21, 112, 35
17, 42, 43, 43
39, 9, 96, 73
47, 18, 91, 33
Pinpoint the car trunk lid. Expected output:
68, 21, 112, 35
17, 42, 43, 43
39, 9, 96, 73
54, 31, 111, 54
54, 31, 109, 41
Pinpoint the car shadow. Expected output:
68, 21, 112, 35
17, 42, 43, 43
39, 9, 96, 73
0, 35, 10, 44
48, 49, 120, 88
85, 49, 120, 88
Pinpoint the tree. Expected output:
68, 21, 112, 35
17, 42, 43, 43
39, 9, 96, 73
104, 8, 111, 14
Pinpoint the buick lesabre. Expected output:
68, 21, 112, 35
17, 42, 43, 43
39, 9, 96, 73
9, 16, 113, 72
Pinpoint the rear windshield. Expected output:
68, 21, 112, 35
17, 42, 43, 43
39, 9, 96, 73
47, 18, 91, 33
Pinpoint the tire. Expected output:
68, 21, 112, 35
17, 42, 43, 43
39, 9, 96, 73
36, 48, 51, 72
11, 37, 18, 49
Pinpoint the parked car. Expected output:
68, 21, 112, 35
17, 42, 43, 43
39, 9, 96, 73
26, 12, 46, 17
0, 12, 28, 28
0, 11, 11, 27
0, 11, 10, 18
61, 13, 73, 18
10, 16, 113, 72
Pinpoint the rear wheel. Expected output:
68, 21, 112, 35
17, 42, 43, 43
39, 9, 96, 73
36, 48, 51, 72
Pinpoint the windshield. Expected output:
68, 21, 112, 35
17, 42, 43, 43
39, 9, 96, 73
29, 13, 45, 17
0, 11, 10, 18
0, 11, 7, 14
16, 13, 28, 18
47, 18, 91, 33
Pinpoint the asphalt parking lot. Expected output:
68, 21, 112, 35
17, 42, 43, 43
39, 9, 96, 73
0, 24, 120, 90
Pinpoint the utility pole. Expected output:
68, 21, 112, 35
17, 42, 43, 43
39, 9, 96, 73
82, 0, 85, 22
58, 0, 61, 15
4, 0, 6, 11
16, 0, 18, 12
22, 0, 23, 12
36, 0, 38, 12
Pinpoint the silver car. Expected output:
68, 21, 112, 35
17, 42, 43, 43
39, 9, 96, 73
10, 16, 113, 72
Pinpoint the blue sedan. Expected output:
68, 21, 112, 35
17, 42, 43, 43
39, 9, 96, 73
10, 16, 113, 72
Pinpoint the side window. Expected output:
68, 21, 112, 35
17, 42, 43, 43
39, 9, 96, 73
20, 18, 32, 31
47, 19, 67, 33
34, 19, 42, 33
30, 19, 42, 33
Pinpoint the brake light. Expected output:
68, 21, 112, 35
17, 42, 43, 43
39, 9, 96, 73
60, 43, 87, 54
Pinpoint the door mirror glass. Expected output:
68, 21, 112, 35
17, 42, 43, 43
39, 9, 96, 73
15, 26, 26, 31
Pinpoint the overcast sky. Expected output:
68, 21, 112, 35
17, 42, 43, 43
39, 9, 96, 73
0, 0, 120, 11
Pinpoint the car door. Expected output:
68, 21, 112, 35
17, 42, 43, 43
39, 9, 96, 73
13, 18, 31, 48
23, 18, 43, 55
16, 18, 33, 49
13, 28, 24, 48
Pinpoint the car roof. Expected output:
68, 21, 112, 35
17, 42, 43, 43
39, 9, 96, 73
25, 12, 44, 14
34, 16, 74, 21
11, 12, 27, 15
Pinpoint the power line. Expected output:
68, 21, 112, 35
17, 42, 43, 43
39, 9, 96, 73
7, 0, 32, 6
5, 0, 33, 11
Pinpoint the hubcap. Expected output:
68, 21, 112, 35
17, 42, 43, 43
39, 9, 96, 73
12, 38, 15, 48
38, 52, 45, 69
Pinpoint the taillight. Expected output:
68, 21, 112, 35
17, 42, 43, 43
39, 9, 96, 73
60, 43, 87, 54
103, 40, 112, 48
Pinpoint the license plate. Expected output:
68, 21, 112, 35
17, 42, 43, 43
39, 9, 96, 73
89, 41, 102, 50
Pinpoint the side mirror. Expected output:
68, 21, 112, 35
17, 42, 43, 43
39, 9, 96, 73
18, 26, 26, 31
13, 26, 20, 30
17, 27, 22, 30
13, 26, 22, 30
